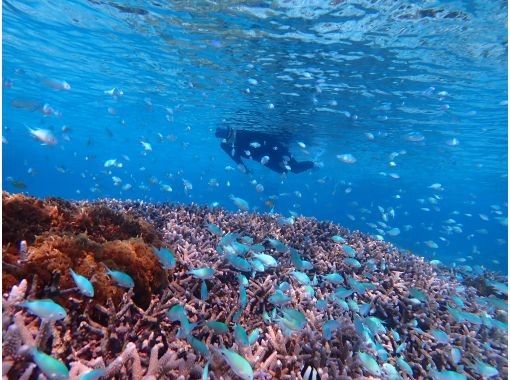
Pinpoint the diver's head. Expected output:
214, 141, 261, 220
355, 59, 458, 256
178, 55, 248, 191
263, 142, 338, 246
215, 127, 230, 139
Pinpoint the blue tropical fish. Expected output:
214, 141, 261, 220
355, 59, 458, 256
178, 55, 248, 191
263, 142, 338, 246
104, 266, 135, 288
31, 348, 69, 380
70, 269, 94, 297
21, 299, 67, 321
153, 247, 176, 270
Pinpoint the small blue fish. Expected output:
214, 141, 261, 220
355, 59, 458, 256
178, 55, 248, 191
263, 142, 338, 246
323, 320, 341, 340
205, 320, 229, 334
188, 267, 216, 280
485, 279, 508, 295
227, 256, 252, 272
250, 258, 265, 272
396, 342, 407, 354
375, 342, 389, 361
396, 357, 413, 377
450, 295, 465, 308
230, 195, 250, 211
347, 276, 376, 295
21, 299, 67, 321
239, 283, 247, 309
366, 258, 378, 271
237, 273, 249, 286
462, 311, 482, 325
409, 287, 428, 303
358, 352, 381, 377
232, 309, 243, 323
248, 328, 262, 345
153, 247, 176, 270
347, 299, 359, 313
290, 248, 304, 269
342, 245, 357, 257
78, 368, 105, 380
303, 285, 315, 298
332, 297, 349, 310
177, 317, 198, 339
70, 269, 94, 297
332, 235, 346, 243
234, 324, 250, 347
277, 216, 294, 226
218, 348, 253, 380
241, 236, 254, 244
31, 348, 69, 380
278, 282, 292, 292
105, 268, 134, 288
364, 316, 386, 335
291, 271, 311, 285
201, 281, 209, 301
187, 335, 210, 357
382, 363, 401, 380
430, 369, 467, 380
334, 287, 354, 299
268, 290, 291, 306
316, 299, 328, 310
430, 329, 449, 344
230, 241, 250, 255
322, 273, 344, 284
267, 238, 289, 253
206, 223, 222, 236
202, 361, 209, 380
167, 304, 187, 322
359, 303, 371, 316
451, 348, 462, 364
471, 359, 499, 378
262, 308, 272, 324
277, 308, 307, 336
252, 253, 277, 268
250, 243, 265, 252
219, 232, 239, 247
344, 258, 361, 268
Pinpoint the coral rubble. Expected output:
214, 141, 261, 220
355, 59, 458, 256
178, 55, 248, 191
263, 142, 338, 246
2, 192, 508, 379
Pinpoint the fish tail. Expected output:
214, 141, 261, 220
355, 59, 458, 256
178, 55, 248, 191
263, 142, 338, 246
99, 262, 111, 274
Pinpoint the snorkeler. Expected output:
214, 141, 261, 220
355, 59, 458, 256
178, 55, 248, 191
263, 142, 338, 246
215, 127, 315, 174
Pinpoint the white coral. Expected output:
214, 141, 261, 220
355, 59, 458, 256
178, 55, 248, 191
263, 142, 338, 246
5, 279, 28, 306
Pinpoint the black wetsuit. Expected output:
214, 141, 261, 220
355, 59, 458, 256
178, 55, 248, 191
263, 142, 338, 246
215, 127, 315, 174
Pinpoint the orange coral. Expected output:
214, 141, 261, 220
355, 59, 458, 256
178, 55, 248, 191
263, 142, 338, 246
2, 192, 167, 309
2, 192, 52, 244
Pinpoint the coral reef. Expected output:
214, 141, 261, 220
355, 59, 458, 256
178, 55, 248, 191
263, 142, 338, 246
2, 193, 166, 308
2, 193, 508, 379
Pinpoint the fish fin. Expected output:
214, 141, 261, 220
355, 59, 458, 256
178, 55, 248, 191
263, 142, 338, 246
99, 262, 111, 274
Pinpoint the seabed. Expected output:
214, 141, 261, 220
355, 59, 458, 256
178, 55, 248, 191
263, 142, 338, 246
2, 192, 507, 379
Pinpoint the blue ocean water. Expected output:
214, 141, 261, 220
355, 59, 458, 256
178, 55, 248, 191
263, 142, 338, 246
3, 0, 507, 273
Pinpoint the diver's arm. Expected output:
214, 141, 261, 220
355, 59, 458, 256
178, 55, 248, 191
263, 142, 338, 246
289, 158, 315, 174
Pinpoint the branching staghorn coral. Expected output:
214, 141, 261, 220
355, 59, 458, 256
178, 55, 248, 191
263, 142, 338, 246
2, 194, 508, 379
